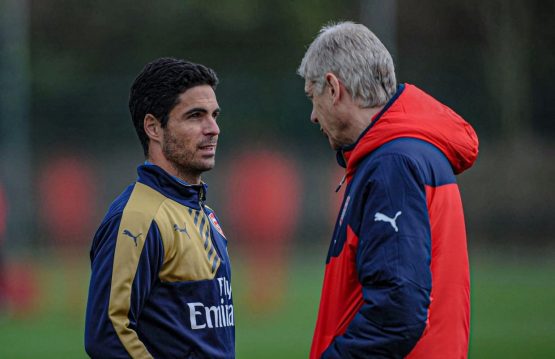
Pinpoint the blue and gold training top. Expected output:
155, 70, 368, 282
85, 164, 234, 359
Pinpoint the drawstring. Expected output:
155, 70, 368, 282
335, 174, 346, 193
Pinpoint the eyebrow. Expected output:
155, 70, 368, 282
184, 107, 220, 116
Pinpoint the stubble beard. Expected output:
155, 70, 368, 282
162, 131, 215, 182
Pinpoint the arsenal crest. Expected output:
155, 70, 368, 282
208, 212, 226, 238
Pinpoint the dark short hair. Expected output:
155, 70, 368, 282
129, 57, 219, 156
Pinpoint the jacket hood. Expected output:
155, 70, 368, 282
339, 84, 479, 179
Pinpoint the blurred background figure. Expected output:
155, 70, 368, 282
38, 154, 97, 250
225, 149, 301, 313
38, 153, 98, 315
0, 184, 6, 314
0, 183, 40, 318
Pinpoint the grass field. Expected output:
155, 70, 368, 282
0, 250, 553, 358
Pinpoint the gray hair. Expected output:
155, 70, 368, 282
297, 21, 397, 108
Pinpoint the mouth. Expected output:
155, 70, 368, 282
198, 143, 217, 155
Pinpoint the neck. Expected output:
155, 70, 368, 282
343, 105, 384, 145
147, 153, 201, 185
172, 167, 202, 185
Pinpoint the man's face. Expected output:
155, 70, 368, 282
162, 85, 220, 178
305, 80, 344, 150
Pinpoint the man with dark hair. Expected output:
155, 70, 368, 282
85, 58, 234, 359
299, 22, 478, 358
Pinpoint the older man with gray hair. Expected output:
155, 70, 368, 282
299, 22, 478, 358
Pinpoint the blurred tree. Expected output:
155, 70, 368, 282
5, 0, 552, 249
0, 0, 34, 247
478, 0, 533, 139
28, 0, 365, 154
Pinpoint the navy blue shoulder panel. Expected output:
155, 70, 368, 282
102, 184, 135, 222
368, 138, 456, 187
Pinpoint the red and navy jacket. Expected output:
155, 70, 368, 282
310, 84, 479, 359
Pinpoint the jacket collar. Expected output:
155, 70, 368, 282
336, 84, 406, 169
137, 164, 207, 209
336, 83, 479, 181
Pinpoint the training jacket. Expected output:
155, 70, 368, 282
85, 164, 234, 359
310, 84, 479, 359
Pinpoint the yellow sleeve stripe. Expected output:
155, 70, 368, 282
108, 183, 165, 359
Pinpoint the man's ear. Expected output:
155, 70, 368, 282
143, 114, 163, 144
325, 73, 341, 104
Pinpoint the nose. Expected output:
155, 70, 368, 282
204, 116, 220, 136
310, 109, 319, 124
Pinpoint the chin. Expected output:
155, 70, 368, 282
197, 160, 216, 172
172, 159, 215, 177
329, 140, 340, 150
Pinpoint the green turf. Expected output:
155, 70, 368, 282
0, 253, 553, 358
468, 259, 555, 358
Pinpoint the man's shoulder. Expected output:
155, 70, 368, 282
359, 138, 455, 186
104, 183, 136, 218
94, 182, 169, 245
99, 182, 167, 228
